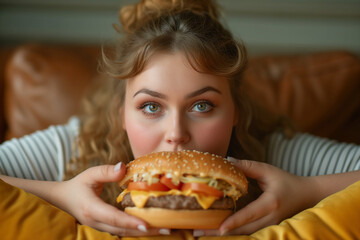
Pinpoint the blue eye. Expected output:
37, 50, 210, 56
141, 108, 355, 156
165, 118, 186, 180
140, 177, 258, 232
145, 104, 159, 113
138, 102, 162, 117
192, 101, 213, 112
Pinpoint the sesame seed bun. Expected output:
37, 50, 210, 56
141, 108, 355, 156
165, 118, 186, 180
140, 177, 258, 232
119, 150, 248, 196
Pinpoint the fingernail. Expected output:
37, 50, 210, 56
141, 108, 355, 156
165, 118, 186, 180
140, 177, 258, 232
226, 156, 238, 163
159, 229, 170, 235
193, 230, 204, 237
137, 224, 148, 233
114, 162, 123, 172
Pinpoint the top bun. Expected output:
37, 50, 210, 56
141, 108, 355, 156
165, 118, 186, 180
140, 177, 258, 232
119, 150, 248, 195
118, 0, 220, 34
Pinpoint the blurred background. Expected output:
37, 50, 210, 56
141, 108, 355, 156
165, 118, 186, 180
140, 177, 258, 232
1, 0, 360, 144
1, 0, 360, 56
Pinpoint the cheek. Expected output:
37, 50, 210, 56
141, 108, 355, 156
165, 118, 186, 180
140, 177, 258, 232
192, 117, 234, 157
124, 113, 162, 158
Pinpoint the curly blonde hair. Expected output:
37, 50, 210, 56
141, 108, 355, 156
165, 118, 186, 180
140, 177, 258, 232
66, 0, 291, 204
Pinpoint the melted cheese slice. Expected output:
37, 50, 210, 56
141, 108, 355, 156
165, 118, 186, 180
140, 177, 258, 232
117, 189, 218, 209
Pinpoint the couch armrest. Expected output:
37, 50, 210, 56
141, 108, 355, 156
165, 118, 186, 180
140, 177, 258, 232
4, 44, 100, 140
244, 51, 360, 144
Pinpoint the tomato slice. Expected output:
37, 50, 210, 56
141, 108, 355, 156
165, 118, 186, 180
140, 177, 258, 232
160, 175, 182, 190
181, 182, 223, 198
128, 182, 169, 191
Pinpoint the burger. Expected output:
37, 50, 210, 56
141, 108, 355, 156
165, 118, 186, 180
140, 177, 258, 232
116, 150, 248, 229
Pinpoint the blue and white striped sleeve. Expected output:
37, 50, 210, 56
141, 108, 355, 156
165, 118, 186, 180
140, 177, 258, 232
0, 117, 79, 181
266, 132, 360, 176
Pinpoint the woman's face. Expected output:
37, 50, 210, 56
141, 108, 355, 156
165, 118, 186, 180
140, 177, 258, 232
123, 53, 237, 159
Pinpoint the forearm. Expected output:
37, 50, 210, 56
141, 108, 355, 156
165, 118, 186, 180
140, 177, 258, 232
306, 170, 360, 204
0, 175, 61, 206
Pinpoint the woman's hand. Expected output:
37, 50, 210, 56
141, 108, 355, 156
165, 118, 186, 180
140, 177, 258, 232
196, 159, 319, 237
50, 163, 170, 236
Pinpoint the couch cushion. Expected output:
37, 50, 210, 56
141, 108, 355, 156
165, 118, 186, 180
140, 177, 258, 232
0, 47, 16, 141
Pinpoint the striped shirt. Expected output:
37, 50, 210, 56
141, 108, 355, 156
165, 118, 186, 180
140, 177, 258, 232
0, 117, 359, 181
0, 117, 79, 181
266, 132, 360, 176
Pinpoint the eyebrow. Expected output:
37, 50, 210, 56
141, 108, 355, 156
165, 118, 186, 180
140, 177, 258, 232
133, 89, 167, 99
185, 86, 221, 99
133, 86, 221, 99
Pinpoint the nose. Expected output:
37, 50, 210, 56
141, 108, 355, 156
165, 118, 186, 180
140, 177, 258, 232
165, 112, 190, 150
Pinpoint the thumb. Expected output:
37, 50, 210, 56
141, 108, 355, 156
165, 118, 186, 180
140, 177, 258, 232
82, 162, 126, 184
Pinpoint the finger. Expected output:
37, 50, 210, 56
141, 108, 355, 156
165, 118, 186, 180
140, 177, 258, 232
233, 160, 273, 180
226, 213, 278, 235
194, 229, 220, 237
219, 192, 276, 234
86, 197, 149, 229
93, 222, 171, 237
196, 213, 279, 237
81, 163, 126, 184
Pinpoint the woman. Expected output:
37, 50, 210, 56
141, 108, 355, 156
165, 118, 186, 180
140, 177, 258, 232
1, 0, 359, 237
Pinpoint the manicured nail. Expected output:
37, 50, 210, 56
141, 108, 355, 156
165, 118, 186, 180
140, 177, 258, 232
159, 229, 170, 235
193, 230, 204, 237
114, 162, 123, 172
137, 224, 148, 233
226, 156, 237, 163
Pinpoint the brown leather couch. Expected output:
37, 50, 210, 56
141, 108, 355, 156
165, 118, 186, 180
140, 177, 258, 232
1, 44, 360, 144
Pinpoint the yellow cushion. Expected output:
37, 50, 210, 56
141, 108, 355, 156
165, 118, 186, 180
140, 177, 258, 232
199, 180, 360, 240
1, 179, 360, 240
0, 179, 117, 240
249, 180, 360, 240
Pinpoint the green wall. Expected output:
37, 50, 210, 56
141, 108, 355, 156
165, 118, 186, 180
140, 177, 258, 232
1, 0, 359, 56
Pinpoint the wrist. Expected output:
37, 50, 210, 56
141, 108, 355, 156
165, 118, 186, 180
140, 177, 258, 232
302, 176, 325, 207
47, 180, 73, 213
304, 171, 360, 206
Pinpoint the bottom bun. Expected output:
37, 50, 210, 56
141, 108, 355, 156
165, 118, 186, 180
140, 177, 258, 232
125, 207, 232, 229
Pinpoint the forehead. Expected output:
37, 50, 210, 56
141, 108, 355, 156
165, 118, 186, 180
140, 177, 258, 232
126, 52, 229, 92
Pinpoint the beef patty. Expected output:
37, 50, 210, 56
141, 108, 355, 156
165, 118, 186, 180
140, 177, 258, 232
121, 193, 234, 210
